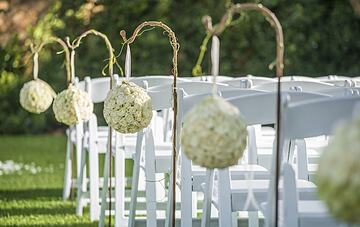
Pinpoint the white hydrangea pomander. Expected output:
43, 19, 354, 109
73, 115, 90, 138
52, 85, 93, 126
103, 80, 153, 134
19, 79, 56, 114
316, 117, 360, 224
181, 95, 248, 169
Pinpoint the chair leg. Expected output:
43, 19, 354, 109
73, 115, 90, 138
192, 192, 198, 218
248, 211, 259, 227
63, 133, 72, 201
128, 131, 144, 227
181, 154, 193, 227
98, 150, 110, 227
232, 212, 238, 227
164, 162, 174, 227
145, 129, 157, 227
218, 169, 233, 227
201, 169, 214, 227
89, 145, 100, 221
76, 143, 87, 216
114, 146, 126, 227
75, 125, 83, 179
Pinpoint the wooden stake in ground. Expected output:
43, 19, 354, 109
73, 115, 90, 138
120, 21, 179, 227
198, 3, 284, 226
67, 29, 115, 227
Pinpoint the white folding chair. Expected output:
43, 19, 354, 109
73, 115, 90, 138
76, 75, 125, 221
176, 89, 273, 227
200, 91, 329, 227
127, 81, 239, 227
263, 95, 360, 227
281, 163, 340, 227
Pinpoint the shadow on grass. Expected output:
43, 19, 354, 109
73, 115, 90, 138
0, 188, 63, 200
0, 224, 97, 227
0, 204, 74, 217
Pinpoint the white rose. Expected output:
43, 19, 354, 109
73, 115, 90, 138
316, 116, 360, 224
19, 79, 56, 113
103, 81, 153, 134
181, 95, 248, 169
53, 85, 93, 126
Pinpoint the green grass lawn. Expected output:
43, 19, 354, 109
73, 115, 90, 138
0, 135, 98, 226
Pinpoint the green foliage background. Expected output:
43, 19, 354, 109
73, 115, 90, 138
1, 0, 360, 134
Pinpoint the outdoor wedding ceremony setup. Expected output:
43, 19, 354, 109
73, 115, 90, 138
1, 0, 360, 227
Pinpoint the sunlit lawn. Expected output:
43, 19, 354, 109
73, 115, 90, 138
0, 135, 97, 226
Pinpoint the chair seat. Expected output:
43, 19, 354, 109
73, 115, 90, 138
192, 165, 269, 191
211, 179, 318, 211
261, 200, 339, 227
308, 163, 318, 173
298, 201, 339, 227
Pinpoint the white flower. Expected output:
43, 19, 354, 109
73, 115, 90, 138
19, 79, 56, 113
53, 85, 93, 126
181, 95, 248, 169
103, 81, 153, 133
316, 117, 360, 224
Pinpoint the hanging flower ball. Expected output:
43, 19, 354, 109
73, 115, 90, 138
316, 117, 360, 224
181, 96, 248, 169
103, 81, 153, 134
19, 79, 56, 114
53, 85, 93, 126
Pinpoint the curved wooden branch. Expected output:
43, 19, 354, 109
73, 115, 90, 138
201, 3, 284, 77
68, 29, 115, 78
32, 37, 71, 84
231, 3, 284, 77
120, 21, 179, 227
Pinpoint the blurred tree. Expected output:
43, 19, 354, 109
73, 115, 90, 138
1, 0, 360, 134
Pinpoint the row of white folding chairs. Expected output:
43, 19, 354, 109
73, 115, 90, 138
175, 91, 331, 227
63, 75, 360, 225
129, 83, 358, 227
62, 75, 187, 218
72, 75, 192, 221
189, 74, 359, 87
69, 76, 241, 223
108, 85, 356, 226
95, 78, 270, 226
199, 95, 360, 227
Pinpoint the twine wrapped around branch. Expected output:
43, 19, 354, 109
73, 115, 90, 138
120, 21, 179, 227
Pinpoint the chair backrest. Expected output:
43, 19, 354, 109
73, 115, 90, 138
253, 81, 335, 92
129, 75, 189, 87
281, 76, 319, 82
226, 91, 329, 126
178, 91, 329, 130
222, 76, 275, 87
77, 75, 124, 103
148, 81, 233, 96
187, 75, 233, 82
146, 86, 174, 111
219, 88, 268, 98
318, 79, 355, 87
281, 95, 360, 140
316, 87, 358, 96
